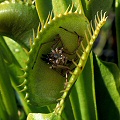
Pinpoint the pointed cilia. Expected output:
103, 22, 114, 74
18, 5, 107, 109
54, 10, 108, 115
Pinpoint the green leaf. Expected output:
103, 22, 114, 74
0, 49, 18, 120
61, 98, 75, 120
4, 37, 28, 68
27, 113, 63, 120
0, 1, 39, 49
0, 93, 9, 120
93, 54, 120, 120
70, 52, 97, 120
0, 36, 25, 91
0, 36, 33, 113
0, 36, 19, 65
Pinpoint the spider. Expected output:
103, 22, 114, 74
46, 47, 68, 68
42, 46, 71, 85
42, 26, 83, 85
42, 34, 70, 71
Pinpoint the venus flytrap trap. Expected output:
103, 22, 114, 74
21, 4, 108, 119
22, 6, 89, 107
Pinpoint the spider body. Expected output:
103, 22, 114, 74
48, 47, 67, 67
42, 47, 70, 70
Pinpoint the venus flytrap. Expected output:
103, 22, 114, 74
0, 0, 115, 119
22, 6, 90, 107
22, 4, 107, 115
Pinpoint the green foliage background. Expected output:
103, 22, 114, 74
0, 0, 120, 120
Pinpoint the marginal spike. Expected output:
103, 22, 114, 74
20, 66, 26, 71
58, 13, 62, 17
45, 12, 51, 26
85, 31, 89, 44
73, 60, 82, 70
87, 26, 92, 38
79, 9, 82, 14
72, 59, 77, 66
105, 16, 108, 21
96, 15, 99, 25
104, 12, 107, 20
76, 50, 81, 58
54, 103, 61, 113
81, 42, 85, 51
36, 22, 41, 35
22, 47, 29, 55
69, 71, 75, 75
29, 38, 33, 47
41, 20, 45, 29
57, 98, 63, 101
24, 93, 29, 100
94, 16, 97, 28
32, 28, 36, 39
19, 86, 27, 92
64, 5, 70, 14
100, 10, 103, 20
97, 11, 100, 22
17, 79, 27, 87
17, 74, 26, 78
80, 49, 84, 54
49, 11, 53, 23
74, 6, 79, 13
69, 4, 74, 13
90, 21, 95, 34
60, 89, 68, 93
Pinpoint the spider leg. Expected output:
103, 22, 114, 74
32, 34, 62, 69
50, 64, 70, 70
59, 26, 75, 35
59, 26, 84, 55
59, 26, 84, 41
50, 64, 71, 89
51, 34, 62, 49
64, 70, 71, 88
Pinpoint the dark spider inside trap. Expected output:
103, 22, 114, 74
41, 26, 83, 84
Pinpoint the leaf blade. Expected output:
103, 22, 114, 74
70, 53, 97, 120
93, 54, 120, 119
